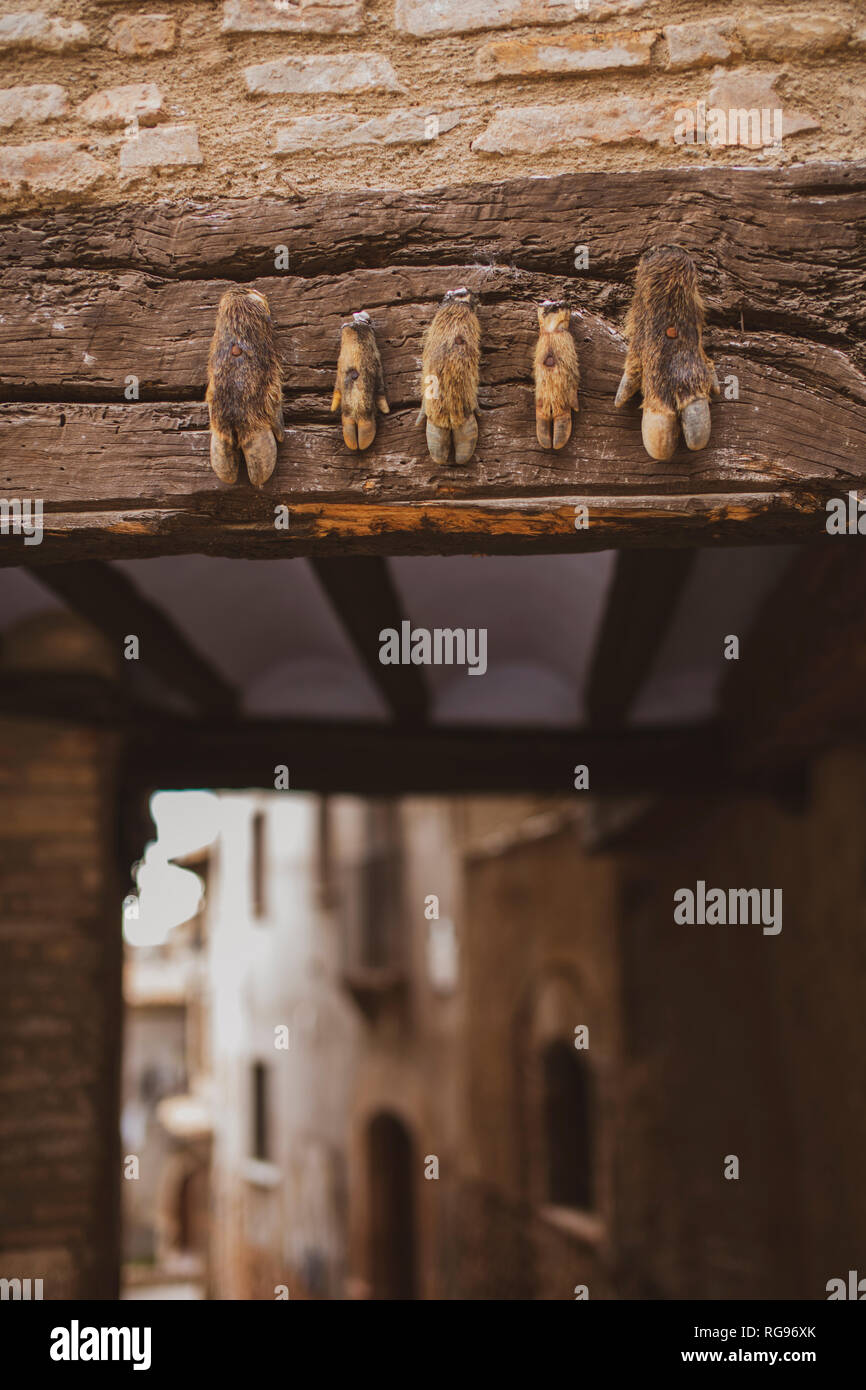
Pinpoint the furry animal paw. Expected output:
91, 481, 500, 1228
417, 287, 481, 466
331, 311, 389, 451
615, 247, 720, 461
534, 300, 580, 450
206, 287, 284, 488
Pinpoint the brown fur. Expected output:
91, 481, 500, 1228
206, 286, 284, 487
330, 312, 389, 450
417, 288, 481, 465
533, 301, 580, 450
615, 246, 720, 461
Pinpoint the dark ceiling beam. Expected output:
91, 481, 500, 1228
0, 672, 129, 725
721, 544, 866, 772
0, 667, 800, 795
310, 556, 429, 725
123, 717, 773, 798
585, 549, 697, 727
31, 561, 238, 717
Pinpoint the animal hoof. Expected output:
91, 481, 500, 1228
681, 398, 712, 451
452, 414, 478, 466
536, 412, 553, 450
426, 419, 452, 464
243, 429, 277, 488
210, 434, 240, 485
356, 416, 377, 451
342, 416, 359, 450
552, 412, 572, 451
615, 370, 638, 409
641, 409, 678, 462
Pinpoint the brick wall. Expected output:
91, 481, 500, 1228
0, 1, 863, 209
0, 716, 122, 1299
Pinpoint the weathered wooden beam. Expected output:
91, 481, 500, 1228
31, 561, 238, 715
4, 326, 862, 496
4, 262, 865, 409
310, 557, 428, 725
2, 167, 863, 355
0, 485, 847, 564
1, 169, 863, 562
721, 546, 866, 771
586, 549, 697, 726
1, 306, 863, 560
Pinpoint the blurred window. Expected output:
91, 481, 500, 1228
251, 1061, 270, 1160
251, 811, 266, 919
542, 1040, 594, 1210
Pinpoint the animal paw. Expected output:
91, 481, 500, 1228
419, 288, 481, 466
615, 247, 718, 460
210, 433, 240, 484
452, 414, 478, 466
205, 286, 283, 486
534, 300, 579, 452
242, 429, 277, 489
332, 311, 389, 453
425, 418, 452, 464
640, 408, 679, 463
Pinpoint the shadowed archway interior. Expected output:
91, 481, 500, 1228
367, 1112, 417, 1302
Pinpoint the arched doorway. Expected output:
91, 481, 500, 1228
367, 1112, 417, 1300
542, 1040, 594, 1211
177, 1164, 208, 1256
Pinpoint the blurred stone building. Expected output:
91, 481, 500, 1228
120, 761, 866, 1301
124, 788, 615, 1301
201, 793, 358, 1301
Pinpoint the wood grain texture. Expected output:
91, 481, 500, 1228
1, 167, 864, 561
0, 491, 837, 566
3, 167, 863, 348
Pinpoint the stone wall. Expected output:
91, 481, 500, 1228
0, 716, 121, 1300
0, 0, 863, 208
